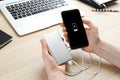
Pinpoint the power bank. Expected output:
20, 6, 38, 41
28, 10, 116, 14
43, 31, 72, 65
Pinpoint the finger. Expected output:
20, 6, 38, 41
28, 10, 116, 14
60, 23, 66, 32
84, 27, 90, 30
62, 27, 66, 32
63, 32, 68, 39
84, 28, 89, 35
40, 39, 50, 58
40, 39, 48, 53
60, 23, 64, 27
63, 32, 69, 42
59, 64, 66, 73
82, 19, 97, 29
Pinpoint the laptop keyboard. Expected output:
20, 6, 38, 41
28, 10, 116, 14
6, 0, 68, 20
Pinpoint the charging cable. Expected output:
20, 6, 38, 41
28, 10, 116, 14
65, 49, 92, 76
78, 53, 102, 80
85, 55, 102, 80
79, 50, 93, 70
65, 49, 102, 79
65, 60, 83, 76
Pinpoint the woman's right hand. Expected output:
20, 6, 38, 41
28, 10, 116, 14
60, 19, 101, 53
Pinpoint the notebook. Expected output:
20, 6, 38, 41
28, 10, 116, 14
0, 0, 83, 36
80, 0, 117, 9
0, 30, 12, 49
93, 0, 117, 5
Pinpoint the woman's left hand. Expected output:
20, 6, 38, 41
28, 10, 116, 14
40, 39, 66, 80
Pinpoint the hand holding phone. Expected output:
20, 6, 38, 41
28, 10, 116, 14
61, 9, 89, 49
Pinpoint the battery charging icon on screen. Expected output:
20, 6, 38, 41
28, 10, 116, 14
72, 23, 78, 32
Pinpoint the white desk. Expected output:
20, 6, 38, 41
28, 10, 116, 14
0, 0, 120, 80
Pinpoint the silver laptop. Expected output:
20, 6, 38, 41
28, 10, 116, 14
0, 0, 83, 36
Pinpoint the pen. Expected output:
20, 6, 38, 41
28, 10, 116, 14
92, 9, 119, 12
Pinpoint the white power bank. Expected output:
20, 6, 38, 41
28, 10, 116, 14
43, 31, 72, 65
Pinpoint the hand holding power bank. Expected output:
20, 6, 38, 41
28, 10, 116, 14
43, 31, 72, 65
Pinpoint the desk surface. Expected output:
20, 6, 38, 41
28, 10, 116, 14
0, 0, 120, 80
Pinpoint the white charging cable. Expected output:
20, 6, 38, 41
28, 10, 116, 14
65, 60, 83, 76
65, 49, 102, 79
81, 50, 102, 80
65, 49, 92, 76
79, 50, 93, 70
87, 55, 102, 80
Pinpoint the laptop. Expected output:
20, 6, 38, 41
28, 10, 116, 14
0, 0, 83, 36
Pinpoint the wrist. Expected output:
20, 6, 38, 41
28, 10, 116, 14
48, 71, 66, 80
92, 40, 103, 53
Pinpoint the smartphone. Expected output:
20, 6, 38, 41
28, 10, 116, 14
61, 9, 89, 49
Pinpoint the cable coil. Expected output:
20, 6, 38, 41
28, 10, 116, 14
65, 49, 102, 80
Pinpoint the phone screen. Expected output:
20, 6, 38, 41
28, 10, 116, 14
61, 9, 89, 49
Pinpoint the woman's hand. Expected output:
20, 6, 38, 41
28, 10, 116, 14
40, 39, 66, 80
60, 19, 101, 52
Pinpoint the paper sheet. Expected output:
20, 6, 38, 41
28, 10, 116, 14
94, 0, 111, 4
